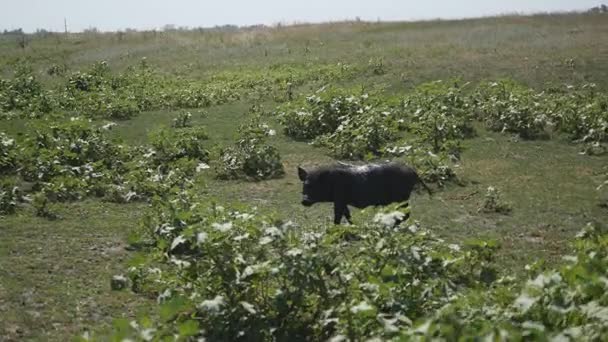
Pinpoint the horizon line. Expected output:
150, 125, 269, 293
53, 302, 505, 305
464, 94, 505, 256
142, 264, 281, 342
0, 8, 601, 35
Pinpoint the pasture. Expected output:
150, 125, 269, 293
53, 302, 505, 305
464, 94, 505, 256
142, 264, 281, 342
1, 12, 608, 340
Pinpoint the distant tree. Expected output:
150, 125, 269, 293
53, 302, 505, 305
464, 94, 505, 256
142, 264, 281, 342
35, 28, 52, 38
588, 4, 608, 13
163, 24, 176, 32
83, 27, 99, 34
4, 28, 23, 35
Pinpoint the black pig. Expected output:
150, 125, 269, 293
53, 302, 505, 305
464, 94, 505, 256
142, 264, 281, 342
298, 162, 432, 224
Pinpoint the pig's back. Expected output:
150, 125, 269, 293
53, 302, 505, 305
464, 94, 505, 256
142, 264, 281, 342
348, 163, 417, 207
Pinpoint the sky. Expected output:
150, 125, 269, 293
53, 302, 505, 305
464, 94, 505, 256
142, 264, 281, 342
0, 0, 602, 33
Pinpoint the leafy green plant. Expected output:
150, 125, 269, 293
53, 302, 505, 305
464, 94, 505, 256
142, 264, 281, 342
473, 80, 549, 139
279, 87, 398, 159
46, 63, 67, 76
215, 115, 284, 180
368, 57, 386, 75
171, 111, 193, 128
401, 223, 608, 340
399, 80, 475, 154
0, 179, 18, 215
113, 193, 497, 341
31, 191, 58, 219
314, 108, 396, 159
478, 186, 512, 214
383, 141, 459, 186
0, 61, 47, 115
0, 132, 17, 174
543, 83, 608, 154
277, 87, 365, 140
19, 118, 126, 183
148, 126, 210, 166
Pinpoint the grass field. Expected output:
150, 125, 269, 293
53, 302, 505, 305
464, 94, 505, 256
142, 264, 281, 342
1, 12, 608, 341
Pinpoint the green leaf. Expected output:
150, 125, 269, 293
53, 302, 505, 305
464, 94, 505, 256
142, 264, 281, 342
177, 320, 200, 337
160, 297, 189, 321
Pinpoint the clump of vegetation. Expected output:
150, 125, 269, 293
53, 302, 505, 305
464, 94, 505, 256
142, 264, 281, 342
279, 87, 398, 159
19, 118, 126, 184
399, 80, 475, 155
147, 126, 210, 167
403, 223, 608, 340
110, 188, 608, 340
277, 87, 371, 140
115, 193, 497, 341
543, 83, 608, 154
171, 111, 193, 128
0, 132, 18, 174
46, 63, 67, 76
0, 179, 18, 215
0, 60, 357, 122
472, 80, 607, 153
31, 191, 59, 220
368, 56, 386, 75
215, 116, 284, 180
110, 126, 211, 202
15, 118, 135, 205
0, 62, 53, 117
478, 186, 512, 214
473, 80, 548, 139
383, 142, 459, 186
314, 108, 396, 159
3, 119, 212, 211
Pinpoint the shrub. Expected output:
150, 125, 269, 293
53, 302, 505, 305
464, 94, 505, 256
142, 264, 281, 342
113, 193, 496, 341
47, 63, 67, 76
314, 109, 396, 160
473, 80, 548, 139
15, 119, 135, 207
107, 194, 608, 341
0, 62, 47, 114
0, 179, 18, 215
478, 186, 512, 214
215, 116, 284, 180
368, 57, 386, 75
41, 175, 88, 202
543, 83, 608, 153
171, 111, 193, 128
19, 118, 126, 183
66, 61, 110, 92
400, 223, 608, 340
109, 126, 212, 201
277, 87, 374, 140
279, 87, 398, 160
31, 191, 58, 219
148, 126, 210, 166
0, 132, 17, 174
383, 142, 459, 186
399, 80, 475, 153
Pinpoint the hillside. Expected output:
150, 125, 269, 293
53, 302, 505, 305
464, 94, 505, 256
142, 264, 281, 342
1, 12, 608, 341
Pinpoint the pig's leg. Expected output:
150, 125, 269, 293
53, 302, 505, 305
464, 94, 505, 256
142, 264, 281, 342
343, 206, 352, 224
333, 203, 347, 225
395, 202, 410, 226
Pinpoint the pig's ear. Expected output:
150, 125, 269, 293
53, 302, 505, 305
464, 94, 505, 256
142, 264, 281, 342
297, 166, 307, 181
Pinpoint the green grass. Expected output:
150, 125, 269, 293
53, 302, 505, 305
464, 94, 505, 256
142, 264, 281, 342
1, 11, 608, 340
0, 201, 155, 341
